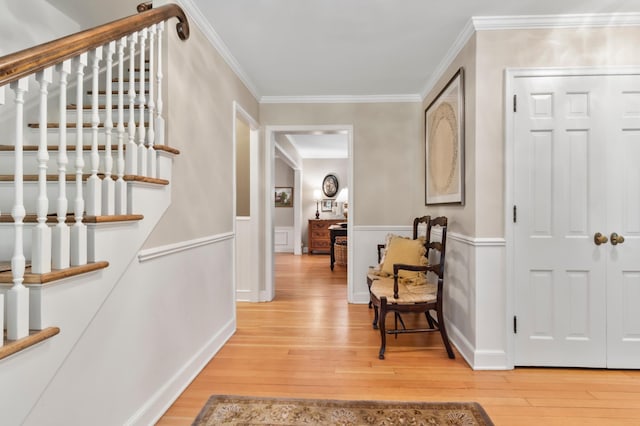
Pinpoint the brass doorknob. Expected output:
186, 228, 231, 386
594, 232, 608, 246
611, 233, 625, 246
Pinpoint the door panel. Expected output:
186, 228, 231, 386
605, 77, 640, 368
514, 75, 607, 367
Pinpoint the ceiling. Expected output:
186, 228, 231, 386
286, 134, 348, 159
191, 0, 640, 99
44, 0, 640, 159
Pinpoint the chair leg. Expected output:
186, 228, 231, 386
436, 307, 455, 359
378, 298, 388, 360
372, 304, 379, 329
425, 310, 435, 329
393, 313, 407, 339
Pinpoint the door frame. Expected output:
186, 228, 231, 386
504, 66, 640, 367
233, 101, 260, 302
264, 125, 354, 302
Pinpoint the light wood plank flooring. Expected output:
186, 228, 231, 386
157, 253, 640, 425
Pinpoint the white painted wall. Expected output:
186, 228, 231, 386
23, 235, 235, 426
0, 0, 81, 56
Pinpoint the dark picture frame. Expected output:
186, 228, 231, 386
274, 187, 293, 208
425, 67, 465, 205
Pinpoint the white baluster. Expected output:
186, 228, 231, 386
71, 53, 88, 266
8, 77, 29, 340
155, 22, 165, 147
86, 47, 102, 216
125, 32, 138, 175
102, 41, 116, 215
0, 87, 4, 345
115, 37, 127, 215
52, 60, 71, 270
0, 293, 3, 347
137, 28, 148, 176
32, 68, 53, 274
146, 25, 157, 178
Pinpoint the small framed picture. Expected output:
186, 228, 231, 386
274, 187, 293, 208
321, 199, 333, 212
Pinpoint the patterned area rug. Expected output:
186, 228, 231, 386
192, 395, 494, 426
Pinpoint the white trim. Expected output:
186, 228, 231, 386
233, 101, 259, 130
126, 318, 236, 426
260, 94, 422, 104
265, 125, 355, 302
352, 225, 412, 233
447, 233, 505, 247
473, 13, 640, 31
420, 18, 476, 99
274, 142, 302, 170
507, 66, 640, 78
353, 226, 505, 247
176, 0, 261, 99
137, 232, 234, 262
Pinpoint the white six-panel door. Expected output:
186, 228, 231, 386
513, 72, 640, 368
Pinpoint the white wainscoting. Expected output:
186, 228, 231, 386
274, 226, 294, 253
236, 217, 257, 302
351, 226, 507, 370
19, 234, 236, 426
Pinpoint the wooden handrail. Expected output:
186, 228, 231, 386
0, 3, 189, 87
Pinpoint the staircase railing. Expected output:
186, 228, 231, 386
0, 4, 189, 342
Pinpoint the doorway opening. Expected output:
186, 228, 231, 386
265, 125, 354, 302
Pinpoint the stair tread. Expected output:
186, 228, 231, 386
0, 144, 180, 155
27, 122, 147, 128
0, 173, 169, 185
0, 327, 60, 361
0, 213, 144, 224
0, 261, 109, 284
67, 103, 138, 109
87, 90, 149, 95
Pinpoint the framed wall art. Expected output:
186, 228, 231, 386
425, 67, 465, 205
321, 199, 333, 212
274, 187, 293, 208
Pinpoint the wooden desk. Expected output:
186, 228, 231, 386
328, 224, 347, 271
308, 219, 343, 253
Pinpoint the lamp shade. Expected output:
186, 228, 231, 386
313, 189, 322, 201
335, 188, 348, 203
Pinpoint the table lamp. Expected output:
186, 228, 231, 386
313, 189, 322, 219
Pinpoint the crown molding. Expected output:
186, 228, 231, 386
420, 18, 476, 100
260, 94, 422, 104
420, 12, 640, 101
473, 13, 640, 30
176, 0, 261, 100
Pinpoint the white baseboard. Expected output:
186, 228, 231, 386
126, 318, 236, 426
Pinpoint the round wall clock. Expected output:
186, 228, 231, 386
322, 174, 339, 197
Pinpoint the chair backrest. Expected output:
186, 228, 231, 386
426, 216, 447, 280
412, 216, 430, 240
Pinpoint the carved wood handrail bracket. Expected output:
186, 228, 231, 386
0, 3, 189, 87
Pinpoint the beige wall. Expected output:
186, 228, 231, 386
144, 21, 258, 248
274, 157, 294, 227
474, 26, 640, 238
302, 158, 349, 245
236, 118, 250, 217
421, 34, 477, 237
420, 26, 640, 239
260, 103, 422, 227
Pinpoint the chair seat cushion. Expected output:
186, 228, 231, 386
370, 277, 437, 304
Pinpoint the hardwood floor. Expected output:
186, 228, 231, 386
157, 253, 640, 425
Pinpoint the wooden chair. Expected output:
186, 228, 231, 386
367, 216, 430, 316
368, 216, 454, 360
